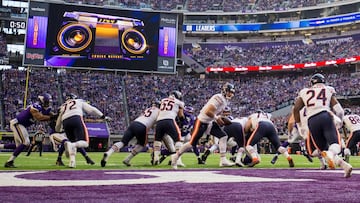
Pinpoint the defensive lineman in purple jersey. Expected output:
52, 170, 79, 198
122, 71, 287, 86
171, 83, 236, 169
293, 73, 352, 178
153, 91, 185, 165
101, 100, 160, 167
342, 108, 360, 163
5, 93, 54, 168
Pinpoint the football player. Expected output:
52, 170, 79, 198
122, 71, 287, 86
153, 91, 185, 166
244, 109, 294, 168
56, 93, 111, 168
201, 106, 236, 167
271, 106, 313, 165
342, 108, 360, 163
48, 111, 95, 166
293, 73, 352, 178
101, 100, 160, 167
5, 93, 54, 168
171, 82, 236, 169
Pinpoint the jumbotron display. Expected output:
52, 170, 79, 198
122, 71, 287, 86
24, 1, 178, 73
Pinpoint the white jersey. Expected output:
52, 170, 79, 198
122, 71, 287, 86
298, 83, 336, 118
298, 107, 309, 139
343, 114, 360, 133
198, 93, 228, 123
135, 106, 160, 128
248, 111, 273, 128
59, 99, 103, 121
156, 96, 184, 121
231, 117, 248, 127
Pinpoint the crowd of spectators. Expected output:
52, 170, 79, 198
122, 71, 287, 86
184, 34, 360, 68
62, 0, 345, 12
0, 33, 6, 57
2, 65, 359, 137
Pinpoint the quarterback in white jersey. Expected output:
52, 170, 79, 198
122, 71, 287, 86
342, 108, 360, 163
101, 100, 161, 167
153, 91, 185, 165
293, 73, 352, 178
171, 82, 236, 169
56, 93, 109, 168
245, 110, 294, 167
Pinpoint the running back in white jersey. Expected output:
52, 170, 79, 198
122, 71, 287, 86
60, 99, 103, 121
156, 96, 184, 121
343, 114, 360, 133
198, 93, 228, 123
298, 83, 336, 118
135, 106, 160, 128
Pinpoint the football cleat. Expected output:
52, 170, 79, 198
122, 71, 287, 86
69, 160, 76, 168
159, 155, 167, 164
198, 157, 205, 164
56, 159, 65, 166
170, 154, 178, 170
343, 162, 353, 178
219, 158, 235, 167
248, 157, 260, 167
303, 153, 313, 163
288, 157, 295, 168
101, 153, 108, 167
321, 151, 335, 169
85, 156, 95, 165
270, 155, 278, 164
122, 160, 131, 167
4, 161, 16, 168
201, 150, 211, 162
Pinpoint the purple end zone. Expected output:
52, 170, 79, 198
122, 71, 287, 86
0, 169, 358, 202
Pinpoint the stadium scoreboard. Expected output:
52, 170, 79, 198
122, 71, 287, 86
24, 1, 178, 73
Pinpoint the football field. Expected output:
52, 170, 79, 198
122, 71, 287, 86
0, 152, 359, 202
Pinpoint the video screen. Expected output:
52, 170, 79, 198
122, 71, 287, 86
24, 1, 177, 73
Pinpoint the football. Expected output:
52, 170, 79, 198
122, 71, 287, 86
220, 116, 232, 126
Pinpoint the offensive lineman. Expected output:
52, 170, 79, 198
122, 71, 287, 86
56, 93, 111, 168
101, 100, 160, 167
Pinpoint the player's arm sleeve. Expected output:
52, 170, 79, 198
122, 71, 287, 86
55, 109, 64, 132
293, 97, 305, 124
83, 102, 104, 117
331, 96, 344, 121
30, 107, 51, 121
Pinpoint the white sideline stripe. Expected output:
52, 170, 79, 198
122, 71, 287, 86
0, 170, 314, 187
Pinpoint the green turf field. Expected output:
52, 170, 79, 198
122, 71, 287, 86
0, 152, 359, 170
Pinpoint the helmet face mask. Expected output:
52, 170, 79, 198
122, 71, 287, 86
152, 99, 161, 108
344, 108, 352, 115
184, 106, 194, 114
170, 90, 182, 100
310, 73, 325, 85
222, 82, 235, 100
65, 93, 77, 101
38, 93, 52, 108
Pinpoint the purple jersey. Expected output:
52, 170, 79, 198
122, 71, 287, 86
16, 103, 52, 127
181, 111, 195, 137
